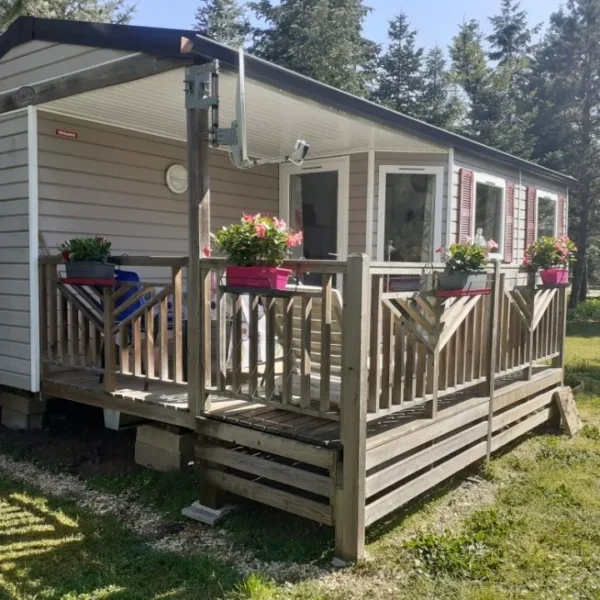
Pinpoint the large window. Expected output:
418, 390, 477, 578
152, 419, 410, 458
537, 192, 558, 238
474, 181, 504, 249
377, 166, 444, 262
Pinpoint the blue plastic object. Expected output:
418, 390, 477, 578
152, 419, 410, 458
114, 269, 146, 323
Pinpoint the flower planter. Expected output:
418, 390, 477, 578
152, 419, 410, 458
226, 266, 292, 291
65, 261, 115, 282
438, 272, 490, 296
540, 268, 568, 286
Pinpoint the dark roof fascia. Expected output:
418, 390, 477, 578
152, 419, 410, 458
1, 17, 575, 185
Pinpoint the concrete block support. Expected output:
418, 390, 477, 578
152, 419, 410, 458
0, 390, 46, 431
135, 424, 194, 471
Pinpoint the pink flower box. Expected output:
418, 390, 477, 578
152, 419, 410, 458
226, 266, 292, 290
540, 268, 568, 286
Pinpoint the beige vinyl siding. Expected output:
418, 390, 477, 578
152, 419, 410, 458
452, 152, 568, 264
0, 41, 132, 94
372, 152, 449, 259
348, 153, 368, 254
37, 112, 279, 281
0, 109, 31, 390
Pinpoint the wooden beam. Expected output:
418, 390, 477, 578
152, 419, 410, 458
0, 55, 191, 114
186, 66, 212, 418
336, 254, 370, 563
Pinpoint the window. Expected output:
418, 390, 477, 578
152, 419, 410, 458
377, 166, 444, 262
473, 174, 505, 255
537, 192, 558, 238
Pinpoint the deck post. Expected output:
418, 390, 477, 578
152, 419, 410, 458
185, 65, 213, 418
526, 272, 536, 380
335, 254, 370, 563
485, 261, 502, 460
103, 288, 116, 393
553, 286, 568, 383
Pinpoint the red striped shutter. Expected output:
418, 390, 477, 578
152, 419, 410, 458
459, 169, 474, 242
558, 195, 567, 236
525, 187, 537, 248
504, 181, 515, 263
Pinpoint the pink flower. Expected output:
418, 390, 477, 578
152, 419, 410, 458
202, 245, 211, 257
242, 213, 259, 223
273, 217, 287, 230
255, 223, 267, 238
487, 239, 498, 250
523, 253, 532, 266
436, 246, 445, 254
287, 231, 303, 247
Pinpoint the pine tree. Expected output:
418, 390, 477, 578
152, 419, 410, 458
249, 0, 379, 97
0, 0, 134, 29
487, 0, 539, 64
194, 0, 249, 48
418, 46, 463, 129
450, 20, 499, 144
372, 12, 424, 116
531, 0, 600, 305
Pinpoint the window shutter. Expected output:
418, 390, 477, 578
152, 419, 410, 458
458, 169, 474, 243
504, 181, 515, 263
558, 195, 567, 236
525, 187, 536, 248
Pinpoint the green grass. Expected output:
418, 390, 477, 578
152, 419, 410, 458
0, 476, 243, 600
565, 322, 600, 393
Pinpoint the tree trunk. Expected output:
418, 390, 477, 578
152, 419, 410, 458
579, 259, 588, 302
570, 196, 590, 308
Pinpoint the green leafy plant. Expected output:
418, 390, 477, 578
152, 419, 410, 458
524, 235, 577, 271
567, 298, 600, 322
436, 239, 497, 273
212, 214, 303, 266
59, 236, 112, 263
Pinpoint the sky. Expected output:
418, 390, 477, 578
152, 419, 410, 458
131, 0, 560, 51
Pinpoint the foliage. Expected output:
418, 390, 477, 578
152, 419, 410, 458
437, 239, 497, 273
405, 509, 514, 580
212, 213, 302, 266
249, 0, 379, 97
0, 0, 134, 29
372, 12, 424, 116
59, 236, 112, 263
193, 0, 250, 47
567, 298, 600, 322
524, 235, 577, 270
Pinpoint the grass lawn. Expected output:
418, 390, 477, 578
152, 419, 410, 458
0, 324, 599, 599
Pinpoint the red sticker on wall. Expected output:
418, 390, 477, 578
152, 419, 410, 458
56, 129, 78, 139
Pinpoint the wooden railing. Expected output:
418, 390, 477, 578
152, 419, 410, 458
39, 256, 188, 393
196, 258, 347, 419
366, 262, 568, 420
39, 254, 568, 426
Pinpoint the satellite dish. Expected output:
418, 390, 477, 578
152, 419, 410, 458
228, 49, 310, 169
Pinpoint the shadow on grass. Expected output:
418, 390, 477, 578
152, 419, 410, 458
0, 474, 240, 600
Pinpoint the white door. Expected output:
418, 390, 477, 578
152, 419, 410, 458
279, 157, 350, 263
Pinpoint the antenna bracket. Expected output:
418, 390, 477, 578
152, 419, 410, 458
184, 62, 219, 110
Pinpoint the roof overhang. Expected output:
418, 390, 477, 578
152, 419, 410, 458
0, 17, 576, 184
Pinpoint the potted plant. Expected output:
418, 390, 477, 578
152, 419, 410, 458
524, 235, 576, 286
212, 214, 303, 290
436, 239, 497, 294
59, 236, 114, 281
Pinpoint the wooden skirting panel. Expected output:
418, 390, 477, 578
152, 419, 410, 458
197, 417, 339, 525
364, 385, 560, 526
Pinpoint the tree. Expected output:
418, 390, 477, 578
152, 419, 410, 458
487, 0, 539, 64
249, 0, 379, 97
418, 46, 463, 129
193, 0, 250, 48
531, 0, 600, 305
449, 20, 499, 144
0, 0, 134, 29
372, 12, 424, 115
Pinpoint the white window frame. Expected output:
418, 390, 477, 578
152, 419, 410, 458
473, 172, 506, 260
279, 156, 350, 261
535, 190, 559, 238
376, 165, 445, 261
